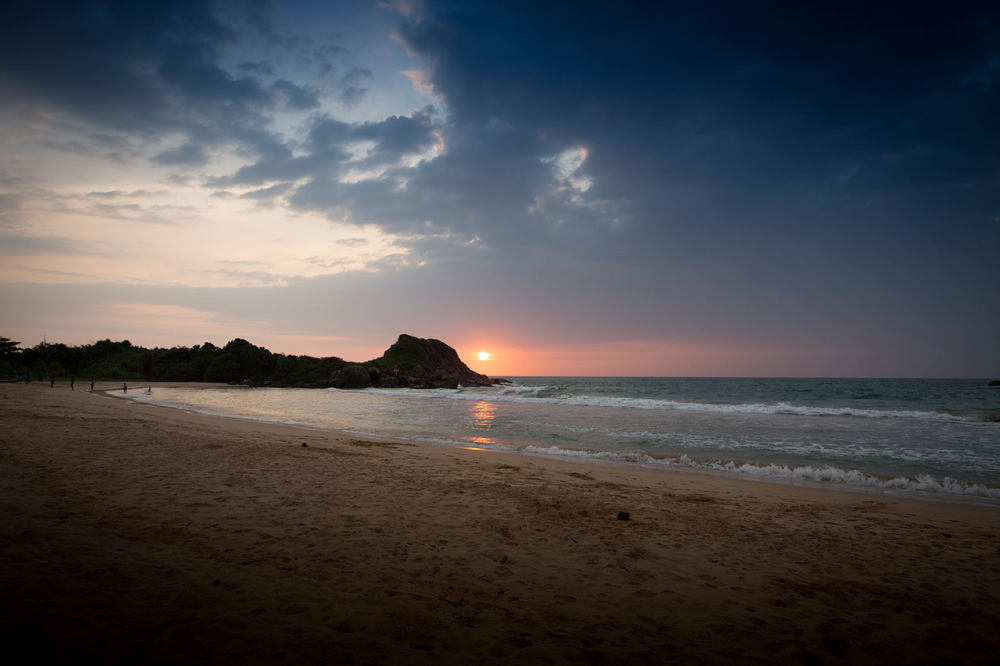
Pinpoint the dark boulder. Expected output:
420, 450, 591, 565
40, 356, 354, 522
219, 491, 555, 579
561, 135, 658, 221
330, 364, 372, 389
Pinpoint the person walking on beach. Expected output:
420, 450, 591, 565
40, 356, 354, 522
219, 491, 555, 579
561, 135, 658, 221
90, 379, 94, 391
50, 374, 54, 388
123, 382, 127, 393
70, 377, 74, 391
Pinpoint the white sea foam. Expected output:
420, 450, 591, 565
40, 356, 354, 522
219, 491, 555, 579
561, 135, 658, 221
599, 427, 995, 467
329, 384, 977, 421
519, 445, 1000, 501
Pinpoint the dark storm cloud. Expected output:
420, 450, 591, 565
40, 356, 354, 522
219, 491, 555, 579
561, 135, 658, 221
1, 1, 237, 132
357, 2, 998, 304
224, 0, 998, 271
288, 119, 558, 240
215, 109, 440, 199
0, 0, 320, 167
351, 108, 437, 164
237, 60, 275, 76
337, 67, 374, 104
275, 0, 995, 366
211, 137, 338, 189
387, 0, 999, 243
270, 79, 320, 110
157, 41, 270, 109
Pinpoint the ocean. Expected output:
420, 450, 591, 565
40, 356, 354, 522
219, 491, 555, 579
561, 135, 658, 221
123, 377, 1000, 505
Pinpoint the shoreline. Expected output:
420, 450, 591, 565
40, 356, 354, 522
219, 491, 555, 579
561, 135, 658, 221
2, 381, 999, 663
114, 382, 1000, 508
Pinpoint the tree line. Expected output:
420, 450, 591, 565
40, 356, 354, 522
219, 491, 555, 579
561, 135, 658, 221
0, 336, 349, 386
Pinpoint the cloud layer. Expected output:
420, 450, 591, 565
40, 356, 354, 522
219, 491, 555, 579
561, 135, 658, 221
1, 0, 997, 375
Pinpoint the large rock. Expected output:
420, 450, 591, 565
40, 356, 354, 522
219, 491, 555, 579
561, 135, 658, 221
330, 364, 372, 389
368, 334, 494, 389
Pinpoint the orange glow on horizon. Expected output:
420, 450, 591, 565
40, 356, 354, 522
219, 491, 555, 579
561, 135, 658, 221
460, 339, 831, 377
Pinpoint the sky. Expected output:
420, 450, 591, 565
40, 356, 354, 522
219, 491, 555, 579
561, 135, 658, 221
1, 0, 998, 377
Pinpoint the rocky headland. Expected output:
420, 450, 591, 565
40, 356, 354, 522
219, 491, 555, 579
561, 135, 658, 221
330, 334, 498, 390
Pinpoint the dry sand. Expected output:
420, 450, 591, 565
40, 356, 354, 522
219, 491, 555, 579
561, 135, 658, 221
1, 381, 998, 664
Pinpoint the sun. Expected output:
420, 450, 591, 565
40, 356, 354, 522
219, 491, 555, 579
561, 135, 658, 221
478, 351, 490, 361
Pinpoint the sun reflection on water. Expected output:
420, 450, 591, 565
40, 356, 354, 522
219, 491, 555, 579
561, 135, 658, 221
470, 401, 497, 429
468, 401, 497, 445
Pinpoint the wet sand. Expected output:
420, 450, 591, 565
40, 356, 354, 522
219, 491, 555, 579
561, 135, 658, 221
1, 381, 998, 664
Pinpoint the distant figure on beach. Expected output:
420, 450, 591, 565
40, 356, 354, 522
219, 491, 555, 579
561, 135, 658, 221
123, 382, 127, 393
146, 386, 152, 394
90, 379, 94, 391
70, 377, 74, 391
50, 374, 54, 388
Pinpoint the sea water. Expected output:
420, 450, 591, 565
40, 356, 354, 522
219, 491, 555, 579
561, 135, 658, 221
122, 377, 1000, 504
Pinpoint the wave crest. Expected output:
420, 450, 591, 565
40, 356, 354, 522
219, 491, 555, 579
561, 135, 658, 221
520, 445, 1000, 501
332, 384, 986, 421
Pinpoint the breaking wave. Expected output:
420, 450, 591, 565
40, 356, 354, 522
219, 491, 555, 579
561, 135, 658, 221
517, 445, 1000, 502
331, 384, 987, 421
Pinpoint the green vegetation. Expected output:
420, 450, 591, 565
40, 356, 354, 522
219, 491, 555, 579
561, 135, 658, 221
0, 335, 348, 386
367, 333, 431, 371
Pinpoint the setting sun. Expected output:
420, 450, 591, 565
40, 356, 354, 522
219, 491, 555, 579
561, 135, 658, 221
477, 351, 490, 361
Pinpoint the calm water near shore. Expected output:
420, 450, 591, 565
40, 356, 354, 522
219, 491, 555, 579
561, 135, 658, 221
123, 377, 1000, 504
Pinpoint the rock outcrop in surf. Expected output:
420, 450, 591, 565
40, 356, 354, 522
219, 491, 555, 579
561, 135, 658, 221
330, 334, 494, 389
328, 364, 372, 389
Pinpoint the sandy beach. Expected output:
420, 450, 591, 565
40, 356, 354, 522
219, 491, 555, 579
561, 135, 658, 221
1, 382, 998, 664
